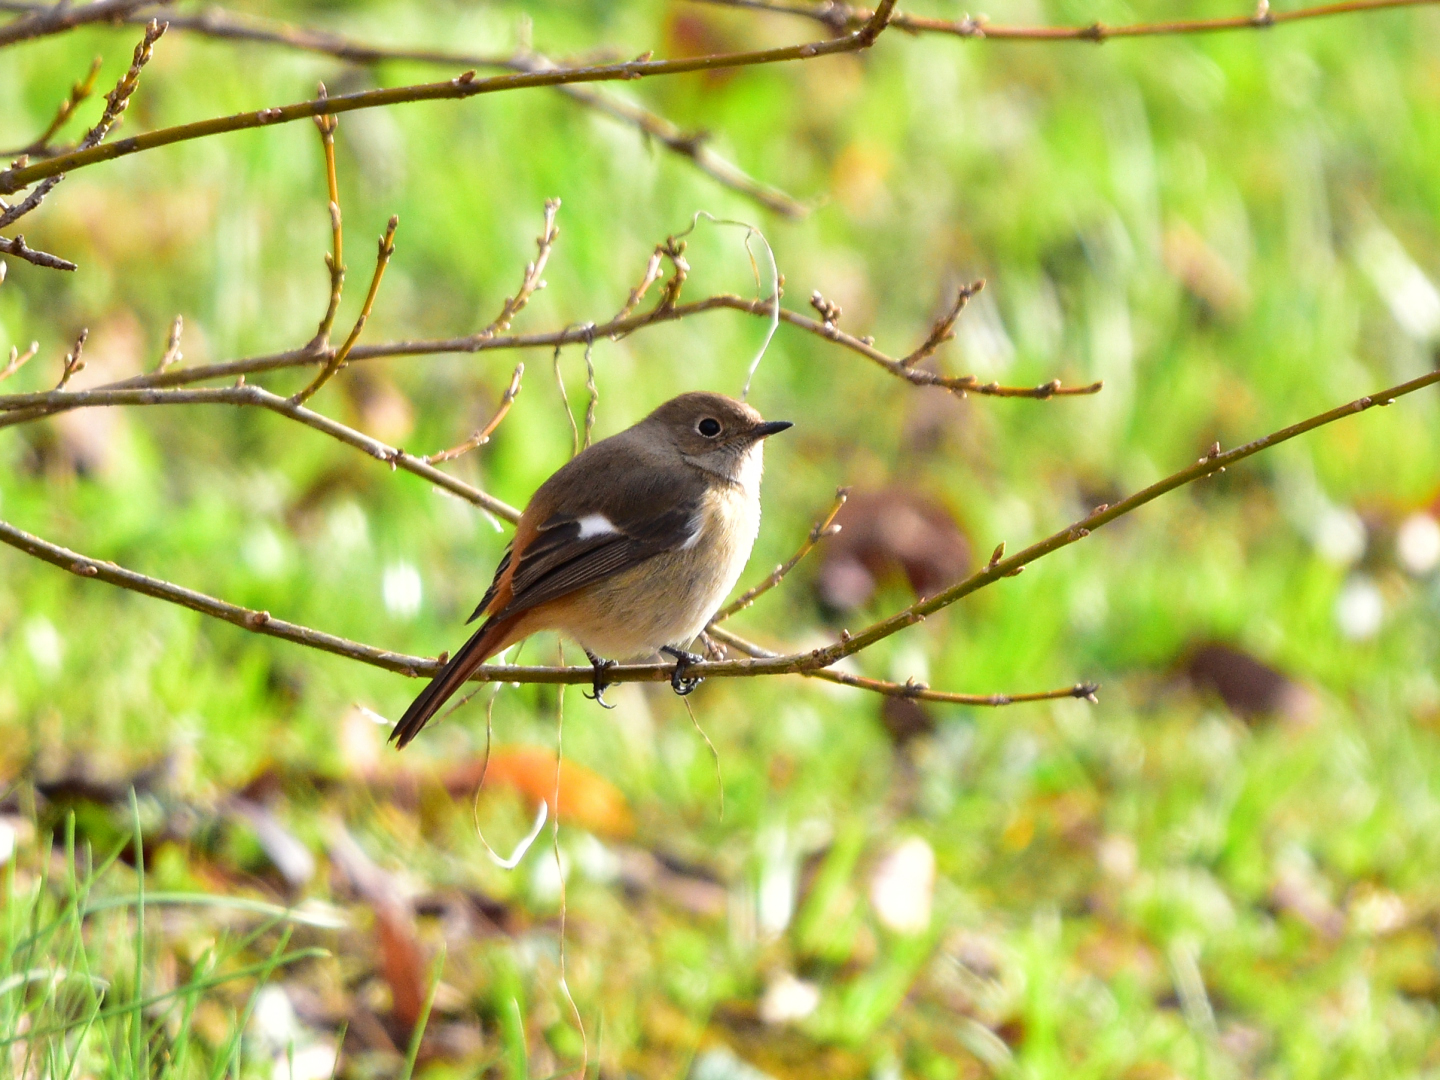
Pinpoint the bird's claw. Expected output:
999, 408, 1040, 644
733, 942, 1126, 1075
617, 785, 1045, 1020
661, 646, 704, 696
583, 650, 618, 709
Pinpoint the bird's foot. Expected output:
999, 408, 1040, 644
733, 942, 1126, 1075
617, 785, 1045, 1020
661, 645, 704, 696
583, 649, 618, 709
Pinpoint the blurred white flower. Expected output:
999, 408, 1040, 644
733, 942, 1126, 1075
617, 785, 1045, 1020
1313, 507, 1366, 566
382, 561, 423, 619
1335, 576, 1383, 641
1396, 512, 1440, 576
870, 836, 935, 934
758, 972, 820, 1025
756, 827, 796, 937
1356, 220, 1440, 344
242, 525, 288, 578
23, 617, 63, 678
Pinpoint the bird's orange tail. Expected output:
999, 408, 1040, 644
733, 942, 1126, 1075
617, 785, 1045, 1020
390, 615, 518, 748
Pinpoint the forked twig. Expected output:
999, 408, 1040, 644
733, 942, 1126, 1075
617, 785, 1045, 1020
480, 200, 560, 338
423, 364, 524, 464
292, 216, 398, 405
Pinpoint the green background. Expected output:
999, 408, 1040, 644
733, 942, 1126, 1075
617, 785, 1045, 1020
2, 0, 1439, 1075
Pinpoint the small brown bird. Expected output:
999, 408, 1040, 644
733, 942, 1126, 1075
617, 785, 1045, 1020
390, 391, 792, 748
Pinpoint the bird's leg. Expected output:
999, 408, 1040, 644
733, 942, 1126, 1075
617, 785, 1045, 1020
583, 648, 618, 709
697, 631, 727, 661
661, 645, 705, 696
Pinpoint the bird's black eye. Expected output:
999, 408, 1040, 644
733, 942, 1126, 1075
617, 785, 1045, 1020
697, 417, 722, 438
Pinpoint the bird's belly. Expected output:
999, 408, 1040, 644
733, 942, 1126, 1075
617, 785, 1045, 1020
554, 484, 760, 659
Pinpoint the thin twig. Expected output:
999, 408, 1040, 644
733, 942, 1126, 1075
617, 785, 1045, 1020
707, 624, 1097, 704
712, 486, 848, 622
423, 363, 524, 464
581, 335, 598, 450
0, 288, 1102, 433
901, 281, 982, 368
0, 0, 808, 216
481, 200, 560, 338
55, 329, 88, 389
291, 215, 397, 405
307, 86, 345, 352
0, 340, 39, 383
1, 55, 103, 158
0, 235, 75, 271
3, 363, 1434, 691
613, 246, 666, 323
0, 18, 165, 259
692, 0, 1439, 41
0, 0, 167, 48
155, 315, 183, 373
553, 340, 581, 459
0, 382, 521, 521
0, 0, 904, 195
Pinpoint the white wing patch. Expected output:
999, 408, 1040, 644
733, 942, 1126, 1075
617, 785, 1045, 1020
575, 513, 617, 539
680, 512, 705, 551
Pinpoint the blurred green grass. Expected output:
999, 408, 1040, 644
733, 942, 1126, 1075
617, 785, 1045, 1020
2, 0, 1440, 1076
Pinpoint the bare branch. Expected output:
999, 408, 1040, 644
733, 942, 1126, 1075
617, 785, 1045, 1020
0, 340, 39, 383
291, 215, 398, 405
0, 234, 75, 271
0, 382, 521, 521
901, 280, 981, 368
707, 624, 1097, 704
0, 0, 808, 215
307, 86, 345, 351
55, 328, 88, 389
480, 199, 560, 338
712, 486, 848, 622
2, 361, 1433, 697
0, 19, 165, 257
1, 55, 103, 158
155, 314, 183, 373
0, 1, 902, 195
692, 0, 1439, 41
0, 284, 1100, 434
423, 363, 524, 464
613, 246, 667, 323
0, 0, 167, 48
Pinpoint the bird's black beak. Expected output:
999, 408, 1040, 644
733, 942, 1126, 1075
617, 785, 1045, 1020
752, 420, 793, 439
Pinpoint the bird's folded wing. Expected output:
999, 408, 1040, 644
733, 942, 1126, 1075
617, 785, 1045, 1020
483, 500, 699, 622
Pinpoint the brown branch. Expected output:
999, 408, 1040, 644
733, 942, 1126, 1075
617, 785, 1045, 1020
155, 314, 183, 373
54, 328, 88, 389
692, 0, 1439, 40
0, 382, 521, 521
902, 280, 981, 368
0, 0, 903, 195
1, 55, 102, 158
614, 246, 668, 323
707, 624, 1097, 704
423, 363, 524, 464
480, 200, 561, 338
0, 340, 39, 383
1, 362, 1433, 694
0, 234, 76, 271
0, 0, 167, 47
291, 215, 397, 406
0, 0, 808, 216
307, 88, 345, 351
712, 486, 848, 622
0, 18, 165, 264
0, 287, 1098, 433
